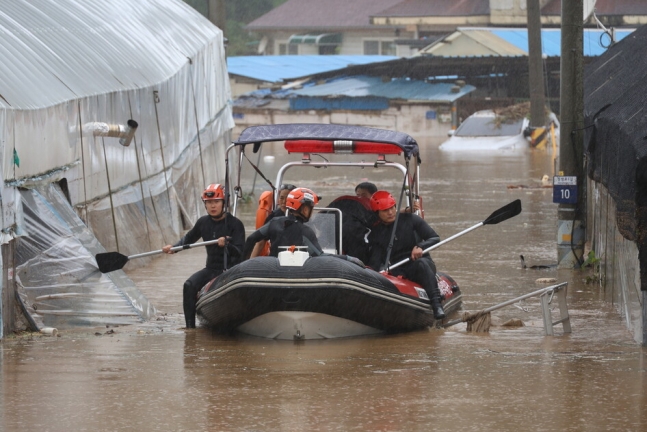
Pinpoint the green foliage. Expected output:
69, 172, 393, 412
183, 0, 289, 56
581, 250, 602, 285
227, 0, 280, 22
581, 250, 600, 268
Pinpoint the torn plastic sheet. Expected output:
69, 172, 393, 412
14, 184, 155, 329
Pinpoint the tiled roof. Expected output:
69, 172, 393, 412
542, 0, 647, 15
372, 0, 489, 17
246, 0, 404, 30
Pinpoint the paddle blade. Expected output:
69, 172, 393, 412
96, 252, 129, 273
483, 199, 522, 225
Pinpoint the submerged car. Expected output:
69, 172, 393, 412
439, 108, 558, 152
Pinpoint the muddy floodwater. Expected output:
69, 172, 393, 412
2, 140, 646, 431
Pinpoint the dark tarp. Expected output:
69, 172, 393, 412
233, 123, 419, 158
583, 23, 647, 290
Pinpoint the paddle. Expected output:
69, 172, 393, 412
385, 199, 522, 272
96, 239, 220, 273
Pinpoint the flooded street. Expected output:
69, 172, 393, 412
2, 139, 646, 431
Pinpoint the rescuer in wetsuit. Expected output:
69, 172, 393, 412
367, 190, 446, 320
244, 187, 323, 259
162, 184, 245, 329
250, 183, 298, 257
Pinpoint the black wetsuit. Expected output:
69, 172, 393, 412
243, 214, 323, 258
264, 207, 286, 224
367, 213, 445, 317
173, 213, 245, 328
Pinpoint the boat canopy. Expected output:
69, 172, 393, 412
233, 124, 419, 158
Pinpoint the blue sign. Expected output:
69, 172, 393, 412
425, 110, 437, 120
553, 176, 577, 204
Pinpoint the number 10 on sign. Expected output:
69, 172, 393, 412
553, 176, 577, 204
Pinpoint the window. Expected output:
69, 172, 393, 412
319, 45, 338, 55
278, 43, 299, 55
364, 40, 395, 55
381, 41, 396, 56
364, 40, 379, 55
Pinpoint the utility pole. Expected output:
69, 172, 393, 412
526, 0, 546, 128
208, 0, 226, 36
556, 0, 585, 268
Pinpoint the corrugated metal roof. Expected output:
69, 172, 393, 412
292, 76, 475, 102
0, 0, 221, 110
461, 30, 527, 56
227, 55, 398, 83
287, 33, 342, 45
488, 28, 635, 57
420, 28, 635, 57
542, 0, 647, 15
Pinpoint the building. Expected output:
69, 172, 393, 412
245, 0, 405, 56
246, 0, 647, 57
583, 23, 647, 345
227, 55, 397, 98
232, 73, 475, 138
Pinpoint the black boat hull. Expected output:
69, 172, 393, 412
196, 255, 461, 339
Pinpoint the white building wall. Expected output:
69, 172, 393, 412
268, 30, 406, 56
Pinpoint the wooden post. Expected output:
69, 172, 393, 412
527, 0, 546, 127
558, 0, 585, 268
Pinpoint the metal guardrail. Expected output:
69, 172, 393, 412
444, 282, 571, 336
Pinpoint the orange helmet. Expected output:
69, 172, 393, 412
286, 187, 319, 212
201, 184, 225, 202
370, 190, 396, 212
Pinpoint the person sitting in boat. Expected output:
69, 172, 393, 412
355, 181, 378, 199
356, 181, 421, 214
162, 184, 245, 329
266, 183, 297, 223
366, 191, 445, 320
243, 187, 324, 259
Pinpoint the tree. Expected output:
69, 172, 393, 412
184, 0, 287, 56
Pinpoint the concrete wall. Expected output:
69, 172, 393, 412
230, 77, 269, 99
588, 179, 645, 344
232, 103, 454, 139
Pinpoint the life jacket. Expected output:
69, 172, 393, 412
255, 190, 273, 256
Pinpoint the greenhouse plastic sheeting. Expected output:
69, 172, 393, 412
0, 0, 234, 248
15, 184, 155, 330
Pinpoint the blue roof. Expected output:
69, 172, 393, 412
227, 55, 398, 83
293, 76, 475, 102
487, 28, 635, 57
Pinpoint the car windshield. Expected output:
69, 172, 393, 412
455, 116, 524, 137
